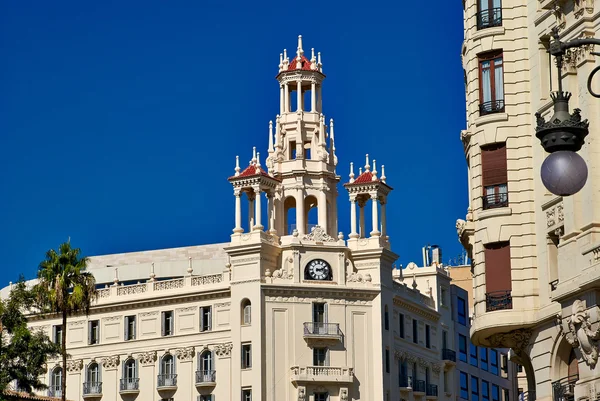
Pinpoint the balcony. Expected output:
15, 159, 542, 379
290, 366, 354, 384
119, 378, 140, 394
479, 99, 505, 116
482, 192, 508, 210
477, 8, 502, 30
427, 384, 439, 399
82, 382, 102, 398
399, 375, 413, 391
553, 375, 578, 401
413, 379, 426, 395
48, 386, 62, 398
157, 374, 178, 390
442, 348, 456, 365
195, 370, 216, 388
486, 290, 513, 312
303, 322, 343, 343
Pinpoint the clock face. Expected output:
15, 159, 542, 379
306, 259, 331, 281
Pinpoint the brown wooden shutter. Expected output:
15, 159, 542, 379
484, 242, 512, 292
481, 143, 507, 186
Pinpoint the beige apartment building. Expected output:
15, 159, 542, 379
3, 36, 466, 401
457, 2, 599, 401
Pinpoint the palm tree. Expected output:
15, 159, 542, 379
35, 241, 96, 401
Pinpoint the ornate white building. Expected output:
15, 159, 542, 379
457, 2, 599, 401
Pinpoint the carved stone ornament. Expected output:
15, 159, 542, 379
214, 342, 233, 358
564, 300, 600, 368
298, 386, 306, 401
175, 347, 195, 361
553, 4, 566, 31
302, 225, 336, 242
138, 351, 157, 366
431, 363, 441, 374
66, 359, 83, 373
340, 388, 349, 401
487, 329, 533, 357
102, 355, 120, 370
273, 256, 294, 280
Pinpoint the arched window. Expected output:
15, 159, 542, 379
50, 367, 63, 397
161, 354, 175, 376
85, 362, 101, 395
197, 350, 216, 383
121, 358, 139, 391
241, 299, 251, 325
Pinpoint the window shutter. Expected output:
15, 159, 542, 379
484, 242, 512, 292
170, 312, 174, 334
132, 317, 136, 339
124, 317, 129, 340
208, 307, 212, 330
324, 303, 328, 324
482, 144, 507, 187
325, 348, 330, 366
161, 312, 166, 336
200, 308, 204, 332
88, 322, 92, 345
135, 359, 139, 378
121, 360, 126, 379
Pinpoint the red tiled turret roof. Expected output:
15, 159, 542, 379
287, 55, 314, 71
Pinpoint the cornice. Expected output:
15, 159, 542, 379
393, 297, 440, 322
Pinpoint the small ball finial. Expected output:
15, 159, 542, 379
235, 155, 241, 176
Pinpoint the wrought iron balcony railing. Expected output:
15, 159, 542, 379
482, 192, 508, 210
196, 370, 216, 384
399, 374, 413, 388
486, 290, 513, 311
479, 99, 505, 116
414, 379, 426, 393
553, 375, 578, 401
83, 382, 102, 395
477, 7, 503, 30
157, 373, 177, 388
427, 384, 439, 397
48, 386, 62, 398
303, 322, 343, 339
120, 378, 139, 392
442, 348, 456, 362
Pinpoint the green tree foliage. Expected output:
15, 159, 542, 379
34, 241, 96, 401
0, 277, 60, 395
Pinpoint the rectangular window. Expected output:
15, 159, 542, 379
440, 287, 447, 307
460, 372, 469, 400
484, 242, 512, 311
490, 350, 499, 375
313, 302, 327, 323
517, 364, 523, 373
492, 385, 500, 401
314, 393, 329, 401
242, 388, 252, 401
482, 381, 490, 401
53, 325, 63, 346
399, 313, 405, 338
501, 353, 509, 378
503, 388, 510, 401
481, 143, 508, 210
125, 316, 136, 341
477, 0, 503, 30
413, 319, 419, 344
459, 334, 468, 362
242, 343, 252, 369
472, 376, 479, 401
478, 51, 504, 116
385, 349, 390, 373
161, 311, 173, 336
243, 302, 251, 325
470, 343, 478, 366
481, 347, 488, 371
313, 348, 328, 367
457, 297, 467, 325
200, 306, 212, 332
426, 325, 431, 349
88, 320, 100, 345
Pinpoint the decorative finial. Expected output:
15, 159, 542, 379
317, 52, 322, 66
372, 159, 378, 181
187, 257, 193, 275
311, 48, 315, 61
113, 268, 119, 285
330, 118, 335, 140
349, 162, 355, 183
365, 154, 370, 171
283, 49, 288, 61
149, 263, 156, 281
268, 120, 274, 152
256, 152, 261, 168
359, 167, 363, 175
235, 155, 240, 176
412, 274, 418, 290
297, 35, 304, 58
381, 164, 386, 183
252, 146, 257, 164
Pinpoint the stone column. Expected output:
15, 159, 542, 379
253, 187, 263, 231
284, 83, 289, 112
358, 198, 366, 238
66, 359, 83, 401
318, 190, 328, 233
234, 190, 243, 233
279, 84, 284, 115
175, 347, 195, 401
267, 192, 276, 234
317, 84, 322, 112
311, 82, 316, 112
350, 195, 359, 238
296, 81, 302, 112
138, 351, 157, 401
380, 197, 387, 239
101, 356, 120, 401
371, 194, 380, 237
296, 191, 305, 235
247, 192, 255, 230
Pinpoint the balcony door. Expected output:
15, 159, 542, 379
479, 51, 504, 115
313, 302, 328, 334
478, 0, 502, 29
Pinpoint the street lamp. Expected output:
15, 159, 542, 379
534, 29, 600, 196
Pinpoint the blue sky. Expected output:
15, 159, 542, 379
0, 1, 467, 286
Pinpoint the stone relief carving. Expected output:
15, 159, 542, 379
138, 351, 157, 365
66, 359, 83, 373
102, 355, 120, 370
298, 386, 306, 401
564, 300, 600, 368
346, 259, 364, 282
340, 388, 349, 401
547, 208, 556, 227
562, 34, 596, 70
574, 0, 594, 17
553, 4, 566, 31
487, 329, 532, 357
273, 256, 294, 280
175, 347, 195, 361
214, 342, 233, 358
302, 225, 336, 242
67, 320, 85, 327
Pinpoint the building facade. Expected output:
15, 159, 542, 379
5, 36, 461, 401
457, 2, 599, 401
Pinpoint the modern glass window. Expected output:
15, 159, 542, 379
459, 334, 468, 362
315, 393, 329, 401
492, 384, 500, 401
53, 325, 63, 346
425, 325, 431, 349
479, 51, 505, 115
413, 319, 419, 344
470, 343, 478, 366
472, 376, 479, 401
161, 311, 173, 336
457, 297, 467, 325
399, 313, 405, 338
313, 348, 329, 367
477, 0, 502, 30
460, 371, 469, 400
241, 299, 251, 325
481, 348, 488, 371
200, 306, 212, 332
384, 305, 389, 330
482, 381, 490, 401
88, 320, 100, 345
385, 349, 390, 373
125, 316, 136, 341
490, 350, 499, 375
242, 343, 252, 369
242, 388, 252, 401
